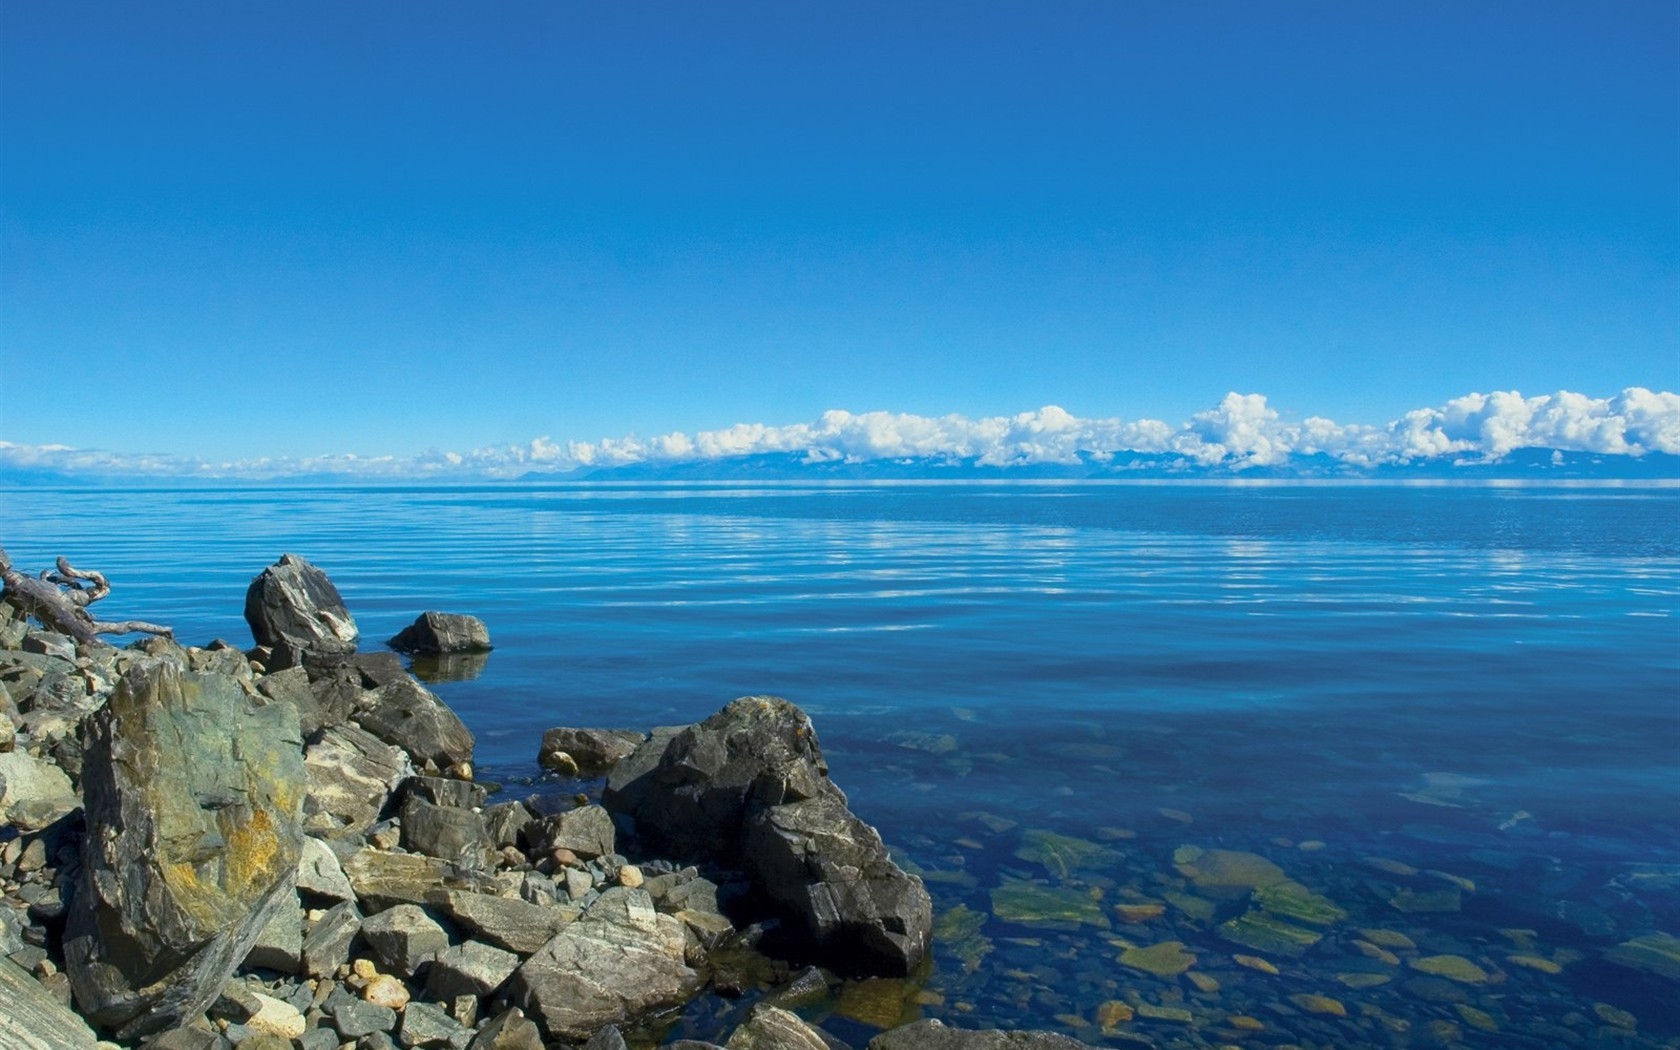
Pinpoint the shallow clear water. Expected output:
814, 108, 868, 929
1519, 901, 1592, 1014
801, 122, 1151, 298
5, 482, 1678, 1047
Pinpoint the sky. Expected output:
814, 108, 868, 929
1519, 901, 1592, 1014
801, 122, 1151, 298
2, 1, 1676, 470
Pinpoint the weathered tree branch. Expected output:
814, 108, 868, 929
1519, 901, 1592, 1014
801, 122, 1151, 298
0, 547, 173, 643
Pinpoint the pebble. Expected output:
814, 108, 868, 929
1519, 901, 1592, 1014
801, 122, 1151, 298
1289, 994, 1347, 1016
1593, 1002, 1637, 1029
1506, 953, 1563, 974
1409, 954, 1490, 984
1226, 1015, 1264, 1031
248, 993, 307, 1039
1232, 954, 1279, 975
617, 865, 645, 889
363, 974, 411, 1010
1095, 1001, 1133, 1027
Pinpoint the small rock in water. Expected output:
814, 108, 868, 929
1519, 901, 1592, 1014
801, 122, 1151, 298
1408, 954, 1490, 984
1119, 940, 1196, 978
1096, 1000, 1134, 1027
1288, 993, 1347, 1016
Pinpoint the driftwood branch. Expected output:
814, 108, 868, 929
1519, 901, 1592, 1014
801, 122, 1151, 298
0, 547, 172, 644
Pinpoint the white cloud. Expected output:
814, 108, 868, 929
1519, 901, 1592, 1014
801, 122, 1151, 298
3, 387, 1676, 480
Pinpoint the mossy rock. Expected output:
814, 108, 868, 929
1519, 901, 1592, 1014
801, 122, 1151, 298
1605, 932, 1680, 982
1254, 879, 1347, 926
1217, 909, 1323, 957
1014, 829, 1120, 880
989, 877, 1111, 931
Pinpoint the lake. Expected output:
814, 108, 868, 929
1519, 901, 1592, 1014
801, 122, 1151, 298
4, 481, 1677, 1047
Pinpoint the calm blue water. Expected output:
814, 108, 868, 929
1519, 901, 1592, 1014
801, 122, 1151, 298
5, 482, 1678, 1047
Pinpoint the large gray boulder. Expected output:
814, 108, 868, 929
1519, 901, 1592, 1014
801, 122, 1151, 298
303, 724, 413, 840
745, 790, 932, 977
0, 749, 80, 831
507, 886, 703, 1041
63, 661, 306, 1039
603, 696, 931, 977
244, 554, 359, 668
389, 612, 492, 654
352, 676, 475, 770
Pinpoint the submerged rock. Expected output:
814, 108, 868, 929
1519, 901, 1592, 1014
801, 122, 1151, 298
868, 1019, 1098, 1050
389, 612, 492, 655
1605, 931, 1680, 982
64, 661, 306, 1040
244, 554, 359, 668
538, 727, 647, 777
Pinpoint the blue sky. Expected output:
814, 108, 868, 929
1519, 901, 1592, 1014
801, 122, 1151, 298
2, 1, 1675, 463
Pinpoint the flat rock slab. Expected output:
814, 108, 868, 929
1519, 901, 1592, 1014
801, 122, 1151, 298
0, 955, 99, 1049
432, 889, 580, 955
64, 661, 306, 1040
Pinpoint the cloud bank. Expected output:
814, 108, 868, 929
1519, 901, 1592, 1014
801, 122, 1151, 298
4, 388, 1677, 481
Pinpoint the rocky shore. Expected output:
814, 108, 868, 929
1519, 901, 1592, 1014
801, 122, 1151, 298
0, 551, 1095, 1050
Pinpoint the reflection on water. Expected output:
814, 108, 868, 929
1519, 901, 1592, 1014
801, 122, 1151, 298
1, 482, 1676, 1046
408, 650, 492, 683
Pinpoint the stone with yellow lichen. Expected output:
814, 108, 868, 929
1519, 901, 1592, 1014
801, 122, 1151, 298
1096, 1000, 1134, 1027
1120, 940, 1197, 977
63, 661, 306, 1042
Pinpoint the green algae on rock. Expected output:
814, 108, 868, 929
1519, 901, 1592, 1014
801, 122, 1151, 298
934, 905, 994, 974
1252, 879, 1346, 926
1014, 829, 1121, 880
989, 878, 1111, 930
1118, 940, 1197, 978
1605, 932, 1680, 982
1173, 846, 1286, 895
1216, 909, 1324, 957
1408, 954, 1491, 984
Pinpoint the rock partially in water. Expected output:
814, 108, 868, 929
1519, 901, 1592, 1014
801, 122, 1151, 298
389, 612, 493, 655
353, 676, 475, 771
538, 727, 647, 777
244, 554, 359, 669
64, 661, 306, 1040
725, 1003, 834, 1050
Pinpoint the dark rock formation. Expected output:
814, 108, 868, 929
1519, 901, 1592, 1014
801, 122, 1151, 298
604, 696, 931, 976
399, 796, 496, 871
389, 612, 492, 654
244, 554, 359, 669
352, 676, 475, 771
538, 727, 646, 777
64, 661, 306, 1039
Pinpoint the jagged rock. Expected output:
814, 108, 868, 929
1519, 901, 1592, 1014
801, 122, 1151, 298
508, 886, 703, 1040
399, 999, 466, 1048
243, 901, 304, 973
584, 1026, 629, 1050
604, 697, 930, 977
726, 1004, 832, 1050
534, 804, 616, 860
341, 848, 493, 911
304, 724, 413, 839
400, 796, 496, 870
353, 677, 475, 770
483, 801, 536, 850
302, 900, 363, 977
244, 554, 359, 668
868, 1020, 1098, 1050
256, 665, 348, 738
467, 1008, 544, 1050
389, 613, 492, 655
603, 699, 830, 861
328, 992, 398, 1039
538, 728, 646, 777
426, 939, 520, 1001
297, 836, 356, 901
361, 903, 450, 975
745, 791, 932, 976
430, 889, 579, 955
399, 774, 490, 810
0, 679, 16, 752
0, 955, 99, 1049
0, 749, 80, 831
64, 662, 306, 1040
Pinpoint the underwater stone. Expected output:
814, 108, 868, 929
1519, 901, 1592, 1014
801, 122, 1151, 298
1013, 829, 1120, 880
1253, 879, 1346, 926
1604, 931, 1680, 982
989, 877, 1110, 930
1172, 846, 1286, 895
1217, 910, 1323, 957
1118, 940, 1196, 977
1408, 955, 1490, 984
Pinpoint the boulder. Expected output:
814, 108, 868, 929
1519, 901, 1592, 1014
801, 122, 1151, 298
399, 796, 496, 871
745, 791, 932, 977
389, 613, 492, 654
303, 723, 413, 839
430, 889, 579, 955
534, 804, 616, 860
353, 676, 475, 770
301, 901, 362, 978
507, 886, 703, 1041
538, 728, 646, 777
244, 554, 359, 667
399, 774, 490, 810
868, 1020, 1098, 1050
297, 835, 357, 902
361, 903, 450, 975
425, 939, 520, 1001
0, 749, 80, 831
256, 664, 351, 738
0, 955, 99, 1049
726, 1005, 832, 1050
63, 661, 306, 1040
603, 696, 930, 977
243, 902, 304, 973
468, 1008, 545, 1050
341, 848, 494, 911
